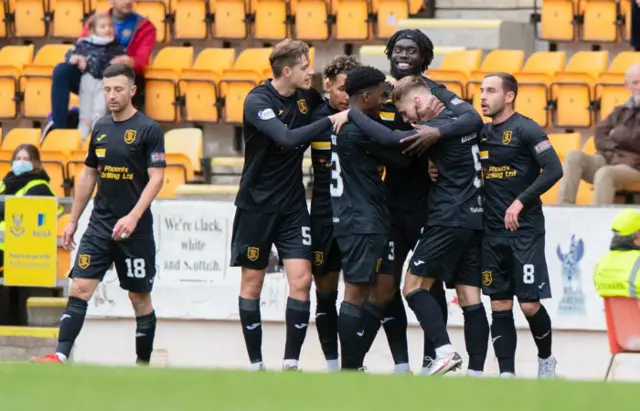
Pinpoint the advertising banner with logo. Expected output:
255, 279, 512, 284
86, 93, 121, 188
78, 201, 623, 331
4, 197, 58, 287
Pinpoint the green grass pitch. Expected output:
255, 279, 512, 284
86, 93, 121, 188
0, 363, 637, 411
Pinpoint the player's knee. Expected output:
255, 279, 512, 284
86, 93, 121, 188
401, 271, 424, 297
370, 275, 396, 306
240, 268, 265, 299
343, 283, 369, 306
128, 292, 153, 316
69, 278, 99, 300
288, 269, 312, 299
518, 300, 541, 317
490, 296, 513, 312
456, 284, 481, 307
314, 271, 339, 293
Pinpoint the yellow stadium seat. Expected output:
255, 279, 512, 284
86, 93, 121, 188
158, 152, 194, 198
582, 136, 596, 155
180, 48, 236, 123
575, 181, 594, 205
371, 0, 409, 39
174, 0, 209, 40
581, 0, 617, 42
145, 46, 194, 122
67, 150, 97, 197
57, 214, 72, 279
595, 52, 639, 120
548, 133, 581, 161
0, 45, 35, 119
40, 150, 69, 197
252, 0, 288, 40
551, 51, 609, 128
51, 0, 85, 38
334, 0, 370, 40
164, 128, 204, 173
41, 129, 82, 154
220, 47, 273, 123
540, 0, 577, 42
1, 128, 40, 151
212, 0, 249, 39
426, 49, 482, 99
136, 0, 169, 43
621, 0, 631, 42
289, 0, 330, 40
20, 44, 73, 119
12, 0, 47, 37
0, 5, 7, 38
91, 0, 111, 13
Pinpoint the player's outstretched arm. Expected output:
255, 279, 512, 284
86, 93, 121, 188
244, 93, 332, 149
517, 124, 564, 205
347, 109, 416, 145
430, 87, 484, 139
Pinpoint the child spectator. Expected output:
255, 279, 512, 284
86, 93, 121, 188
65, 13, 125, 141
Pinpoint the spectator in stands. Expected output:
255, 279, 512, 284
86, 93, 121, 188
0, 144, 61, 271
43, 0, 156, 138
557, 64, 640, 205
65, 13, 126, 142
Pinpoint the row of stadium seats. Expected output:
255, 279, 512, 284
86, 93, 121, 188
0, 127, 203, 198
539, 0, 631, 43
0, 0, 424, 41
429, 49, 637, 129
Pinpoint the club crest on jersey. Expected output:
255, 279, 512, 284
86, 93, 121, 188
124, 129, 137, 144
313, 251, 324, 266
297, 99, 308, 114
482, 271, 492, 286
247, 247, 260, 262
79, 254, 91, 269
502, 131, 512, 145
376, 258, 382, 273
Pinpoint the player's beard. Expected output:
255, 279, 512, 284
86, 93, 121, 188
390, 64, 422, 81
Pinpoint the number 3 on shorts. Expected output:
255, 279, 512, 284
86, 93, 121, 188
523, 264, 535, 284
126, 258, 146, 279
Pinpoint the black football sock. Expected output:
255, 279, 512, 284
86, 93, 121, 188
423, 281, 448, 366
462, 303, 489, 372
491, 309, 517, 374
338, 302, 364, 370
406, 289, 451, 351
239, 297, 263, 364
284, 297, 311, 361
525, 304, 552, 359
56, 296, 88, 358
135, 311, 156, 365
382, 291, 409, 365
315, 290, 339, 361
360, 301, 384, 359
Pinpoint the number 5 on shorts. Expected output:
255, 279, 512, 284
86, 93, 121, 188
126, 258, 146, 278
523, 264, 535, 284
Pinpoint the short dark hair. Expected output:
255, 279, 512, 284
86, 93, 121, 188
485, 72, 518, 100
323, 55, 360, 80
385, 29, 435, 72
344, 65, 387, 97
104, 64, 136, 83
269, 39, 310, 78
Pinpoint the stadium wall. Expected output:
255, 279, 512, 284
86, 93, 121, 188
69, 201, 640, 380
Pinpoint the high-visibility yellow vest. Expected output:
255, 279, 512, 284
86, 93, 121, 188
593, 249, 640, 299
0, 179, 63, 252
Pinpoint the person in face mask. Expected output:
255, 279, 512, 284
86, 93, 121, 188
557, 64, 640, 205
0, 144, 59, 272
64, 13, 126, 142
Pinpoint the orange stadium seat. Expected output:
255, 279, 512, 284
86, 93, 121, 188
51, 0, 85, 39
11, 0, 47, 37
91, 0, 112, 13
1, 128, 40, 153
371, 0, 410, 39
212, 0, 249, 39
20, 44, 73, 119
540, 0, 577, 42
514, 51, 566, 128
468, 49, 525, 121
145, 46, 194, 122
581, 0, 618, 42
252, 0, 289, 40
334, 0, 370, 40
67, 150, 97, 197
582, 135, 596, 155
180, 48, 236, 123
621, 0, 631, 42
0, 5, 7, 38
158, 152, 195, 198
603, 297, 640, 380
136, 0, 170, 43
173, 0, 209, 40
57, 213, 72, 278
540, 132, 581, 204
164, 128, 204, 173
40, 149, 69, 197
220, 47, 273, 123
41, 128, 82, 154
289, 0, 330, 40
426, 49, 482, 99
595, 51, 640, 120
551, 50, 609, 128
0, 45, 35, 120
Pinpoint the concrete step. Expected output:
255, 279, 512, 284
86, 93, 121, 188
27, 297, 67, 328
0, 326, 58, 361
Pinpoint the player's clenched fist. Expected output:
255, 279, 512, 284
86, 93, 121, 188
112, 214, 139, 241
61, 221, 78, 251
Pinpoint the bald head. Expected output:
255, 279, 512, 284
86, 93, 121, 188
625, 64, 640, 101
